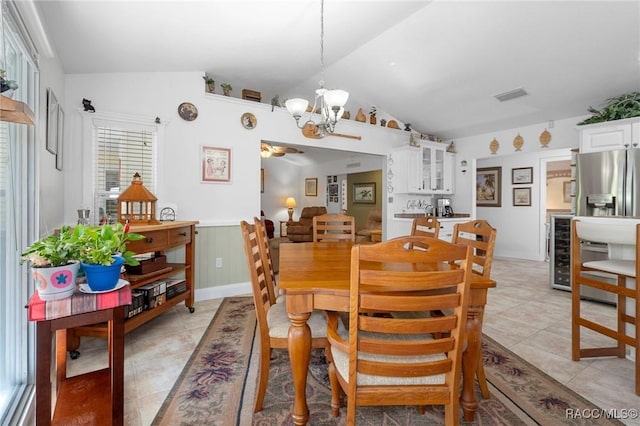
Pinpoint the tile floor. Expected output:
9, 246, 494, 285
65, 258, 640, 425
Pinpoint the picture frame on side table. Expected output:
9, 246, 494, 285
513, 187, 531, 206
511, 167, 533, 184
305, 178, 318, 196
202, 146, 231, 183
476, 166, 502, 207
353, 182, 376, 204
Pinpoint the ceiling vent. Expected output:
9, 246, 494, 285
494, 87, 528, 102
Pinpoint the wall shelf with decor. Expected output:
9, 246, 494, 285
66, 221, 198, 354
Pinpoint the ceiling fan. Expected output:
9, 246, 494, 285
260, 142, 304, 158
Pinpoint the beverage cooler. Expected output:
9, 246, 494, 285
550, 215, 572, 291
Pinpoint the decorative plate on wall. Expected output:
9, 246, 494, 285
178, 102, 198, 121
489, 137, 500, 155
241, 112, 257, 129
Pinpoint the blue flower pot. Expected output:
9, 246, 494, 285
81, 256, 125, 292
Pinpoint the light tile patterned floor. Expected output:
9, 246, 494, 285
65, 258, 640, 425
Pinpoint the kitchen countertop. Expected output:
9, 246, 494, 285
394, 213, 471, 220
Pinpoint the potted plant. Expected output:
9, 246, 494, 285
74, 223, 145, 291
221, 83, 232, 96
21, 226, 82, 300
578, 92, 640, 125
369, 107, 377, 125
202, 74, 215, 93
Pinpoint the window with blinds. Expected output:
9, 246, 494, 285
94, 126, 154, 223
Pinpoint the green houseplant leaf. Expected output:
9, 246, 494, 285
578, 92, 640, 125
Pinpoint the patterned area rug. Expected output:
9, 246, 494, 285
152, 297, 623, 425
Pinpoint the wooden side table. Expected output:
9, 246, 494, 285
28, 284, 132, 426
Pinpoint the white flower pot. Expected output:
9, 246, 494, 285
32, 262, 80, 301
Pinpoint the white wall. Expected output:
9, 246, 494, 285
63, 72, 408, 227
36, 54, 66, 236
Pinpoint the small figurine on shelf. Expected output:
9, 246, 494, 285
221, 83, 232, 96
203, 74, 215, 93
404, 122, 412, 132
446, 141, 457, 153
369, 107, 377, 125
380, 119, 387, 127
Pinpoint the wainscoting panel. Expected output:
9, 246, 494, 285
195, 224, 248, 290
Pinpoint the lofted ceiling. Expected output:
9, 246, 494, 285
34, 0, 640, 142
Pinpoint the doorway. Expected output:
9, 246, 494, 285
542, 157, 572, 260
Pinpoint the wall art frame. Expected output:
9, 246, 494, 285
46, 88, 58, 155
511, 166, 533, 184
353, 182, 376, 204
476, 166, 502, 207
201, 146, 231, 183
513, 187, 532, 206
55, 106, 64, 171
305, 177, 318, 196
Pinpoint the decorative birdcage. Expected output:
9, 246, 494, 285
117, 173, 160, 225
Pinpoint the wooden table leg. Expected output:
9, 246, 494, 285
461, 304, 482, 422
288, 311, 312, 426
36, 321, 52, 425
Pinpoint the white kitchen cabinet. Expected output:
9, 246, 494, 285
438, 218, 469, 242
579, 117, 640, 153
391, 143, 454, 195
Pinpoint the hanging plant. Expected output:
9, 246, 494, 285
578, 92, 640, 125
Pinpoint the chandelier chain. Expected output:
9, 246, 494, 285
319, 0, 324, 87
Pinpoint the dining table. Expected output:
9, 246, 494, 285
278, 241, 496, 425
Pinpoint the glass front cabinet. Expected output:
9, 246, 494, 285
401, 143, 454, 195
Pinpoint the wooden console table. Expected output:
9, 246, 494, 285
67, 221, 198, 354
28, 284, 132, 425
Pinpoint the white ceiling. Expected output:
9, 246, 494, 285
35, 0, 640, 141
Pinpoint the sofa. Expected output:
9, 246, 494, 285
286, 206, 327, 242
355, 208, 382, 243
260, 210, 274, 239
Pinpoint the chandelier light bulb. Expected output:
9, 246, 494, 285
285, 98, 309, 118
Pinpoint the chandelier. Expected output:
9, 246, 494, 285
285, 0, 349, 136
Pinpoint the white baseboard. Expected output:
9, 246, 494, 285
195, 281, 252, 302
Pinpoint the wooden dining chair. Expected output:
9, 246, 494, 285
254, 216, 279, 304
410, 215, 441, 250
450, 219, 497, 399
240, 220, 330, 412
411, 215, 441, 239
313, 213, 356, 242
326, 236, 473, 425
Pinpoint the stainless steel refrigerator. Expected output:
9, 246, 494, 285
576, 149, 640, 217
574, 149, 640, 304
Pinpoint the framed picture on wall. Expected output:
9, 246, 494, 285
511, 167, 533, 184
476, 166, 502, 207
46, 88, 58, 155
202, 146, 231, 183
563, 181, 571, 203
513, 187, 531, 206
305, 178, 317, 196
55, 106, 64, 171
353, 182, 376, 204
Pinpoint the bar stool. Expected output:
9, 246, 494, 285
571, 216, 640, 395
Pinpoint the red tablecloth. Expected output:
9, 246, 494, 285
27, 284, 132, 322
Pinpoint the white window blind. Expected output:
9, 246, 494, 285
94, 126, 154, 222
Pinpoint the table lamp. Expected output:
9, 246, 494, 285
285, 197, 297, 221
